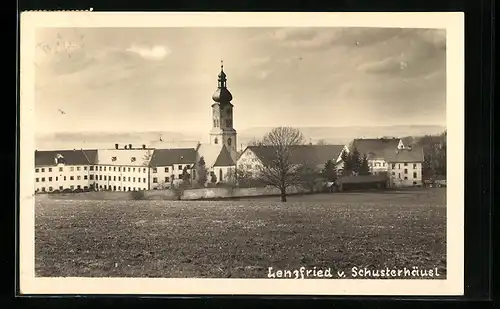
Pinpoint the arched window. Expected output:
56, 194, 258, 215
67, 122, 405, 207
214, 137, 218, 144
227, 137, 232, 146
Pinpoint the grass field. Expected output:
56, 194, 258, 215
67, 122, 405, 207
35, 188, 446, 278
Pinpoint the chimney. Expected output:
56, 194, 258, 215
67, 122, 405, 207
115, 143, 119, 149
129, 144, 132, 149
142, 144, 146, 149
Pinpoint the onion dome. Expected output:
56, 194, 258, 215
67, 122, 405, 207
212, 60, 233, 103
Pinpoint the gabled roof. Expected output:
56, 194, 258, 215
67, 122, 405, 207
246, 145, 346, 167
97, 149, 154, 166
351, 138, 402, 160
197, 143, 235, 167
35, 149, 98, 166
384, 146, 424, 163
149, 148, 197, 167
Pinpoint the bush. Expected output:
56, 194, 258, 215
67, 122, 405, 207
130, 190, 146, 200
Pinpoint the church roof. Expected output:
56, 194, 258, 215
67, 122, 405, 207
35, 149, 98, 166
197, 144, 235, 167
212, 87, 233, 103
149, 148, 197, 167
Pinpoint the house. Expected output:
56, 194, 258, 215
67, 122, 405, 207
93, 144, 154, 191
194, 143, 236, 185
385, 146, 424, 187
236, 144, 348, 177
34, 149, 98, 193
148, 148, 197, 189
350, 138, 405, 175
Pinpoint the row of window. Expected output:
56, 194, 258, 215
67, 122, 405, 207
35, 166, 149, 173
152, 166, 191, 173
152, 174, 187, 183
392, 171, 419, 179
36, 175, 148, 182
36, 185, 145, 192
391, 163, 419, 169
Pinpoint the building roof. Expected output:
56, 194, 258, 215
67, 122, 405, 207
351, 138, 402, 160
197, 144, 235, 167
149, 148, 197, 167
384, 146, 425, 163
35, 149, 98, 166
245, 145, 346, 167
97, 149, 154, 166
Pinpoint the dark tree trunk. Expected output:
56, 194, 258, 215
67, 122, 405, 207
280, 188, 287, 202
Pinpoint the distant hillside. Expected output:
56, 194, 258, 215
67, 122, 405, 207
35, 125, 446, 151
238, 125, 446, 146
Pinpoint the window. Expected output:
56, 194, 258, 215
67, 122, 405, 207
178, 173, 183, 179
113, 186, 116, 191
382, 163, 386, 167
113, 167, 116, 172
90, 175, 94, 180
55, 177, 58, 181
413, 181, 417, 185
404, 176, 408, 180
118, 176, 121, 181
41, 168, 45, 172
84, 175, 88, 180
128, 167, 131, 172
413, 172, 417, 178
128, 177, 131, 182
70, 176, 74, 180
214, 137, 218, 144
59, 186, 63, 191
404, 169, 408, 174
143, 168, 146, 173
398, 164, 401, 169
70, 185, 74, 190
413, 163, 417, 169
118, 186, 121, 191
48, 177, 53, 182
35, 168, 39, 173
90, 166, 94, 171
77, 167, 81, 171
36, 178, 39, 182
392, 172, 395, 175
64, 176, 67, 181
113, 176, 116, 181
104, 167, 107, 171
49, 186, 53, 191
133, 168, 136, 172
392, 164, 396, 169
398, 173, 401, 178
41, 187, 46, 192
59, 167, 63, 172
84, 166, 87, 171
165, 177, 169, 182
143, 178, 146, 183
41, 177, 45, 182
77, 176, 81, 180
99, 166, 102, 171
49, 168, 52, 172
172, 174, 175, 180
70, 167, 74, 171
219, 169, 223, 182
153, 177, 158, 183
178, 165, 182, 170
133, 177, 136, 182
104, 185, 107, 190
165, 167, 169, 173
226, 119, 232, 127
111, 157, 117, 162
404, 163, 408, 166
227, 137, 232, 146
77, 185, 81, 189
99, 175, 102, 180
131, 157, 136, 162
104, 176, 107, 180
138, 178, 140, 183
153, 168, 157, 173
192, 170, 196, 178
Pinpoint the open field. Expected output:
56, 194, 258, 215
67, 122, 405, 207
35, 188, 446, 278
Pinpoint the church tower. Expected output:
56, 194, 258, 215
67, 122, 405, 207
210, 61, 238, 162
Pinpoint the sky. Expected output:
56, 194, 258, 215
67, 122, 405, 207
34, 27, 446, 134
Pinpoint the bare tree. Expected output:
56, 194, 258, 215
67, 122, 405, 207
256, 126, 305, 202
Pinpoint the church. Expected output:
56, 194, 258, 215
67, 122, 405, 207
33, 62, 239, 193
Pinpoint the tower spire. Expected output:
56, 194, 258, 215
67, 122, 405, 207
221, 60, 224, 71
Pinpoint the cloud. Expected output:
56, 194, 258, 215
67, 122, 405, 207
126, 45, 171, 60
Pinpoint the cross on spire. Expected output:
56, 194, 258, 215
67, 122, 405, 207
221, 60, 224, 71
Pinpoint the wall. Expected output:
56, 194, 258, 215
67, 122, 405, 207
388, 162, 422, 187
150, 164, 193, 190
93, 164, 149, 191
35, 164, 91, 192
236, 149, 263, 177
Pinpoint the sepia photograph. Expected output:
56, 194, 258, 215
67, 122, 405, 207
20, 12, 464, 295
